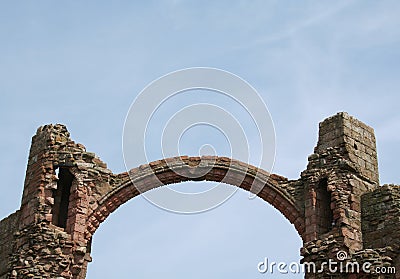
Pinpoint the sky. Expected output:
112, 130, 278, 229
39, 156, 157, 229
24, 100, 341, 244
0, 1, 399, 278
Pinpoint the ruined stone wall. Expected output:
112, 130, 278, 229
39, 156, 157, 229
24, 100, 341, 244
4, 124, 123, 278
0, 211, 20, 279
303, 113, 378, 247
315, 112, 379, 185
0, 112, 398, 279
362, 184, 400, 274
299, 113, 397, 278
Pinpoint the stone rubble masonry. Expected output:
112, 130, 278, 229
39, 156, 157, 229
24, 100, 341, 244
362, 185, 400, 273
0, 211, 20, 278
315, 112, 379, 185
0, 112, 398, 279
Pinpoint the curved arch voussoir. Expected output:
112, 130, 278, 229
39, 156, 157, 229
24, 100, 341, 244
86, 156, 305, 239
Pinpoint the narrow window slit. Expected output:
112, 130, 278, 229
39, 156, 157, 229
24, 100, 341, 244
52, 168, 73, 229
316, 178, 333, 235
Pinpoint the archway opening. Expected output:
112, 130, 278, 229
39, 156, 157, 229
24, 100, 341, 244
86, 183, 303, 278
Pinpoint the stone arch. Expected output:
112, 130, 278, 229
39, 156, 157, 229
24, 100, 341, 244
86, 156, 305, 240
3, 113, 399, 279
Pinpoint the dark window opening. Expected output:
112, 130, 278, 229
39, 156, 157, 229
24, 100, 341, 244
316, 178, 333, 235
52, 168, 73, 229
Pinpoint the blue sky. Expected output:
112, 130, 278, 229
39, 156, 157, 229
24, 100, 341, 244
0, 1, 399, 278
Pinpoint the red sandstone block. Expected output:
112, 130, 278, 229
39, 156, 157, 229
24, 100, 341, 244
294, 220, 306, 234
88, 215, 97, 223
257, 190, 269, 201
269, 190, 278, 200
91, 218, 99, 228
71, 231, 85, 243
218, 157, 231, 163
275, 194, 285, 204
286, 211, 298, 223
214, 169, 226, 176
75, 215, 87, 226
72, 223, 86, 233
297, 225, 305, 234
105, 201, 117, 212
279, 205, 290, 216
274, 200, 282, 209
85, 230, 93, 239
88, 215, 98, 225
115, 192, 129, 203
111, 196, 120, 204
99, 206, 110, 217
68, 208, 78, 217
149, 160, 162, 168
125, 184, 138, 195
93, 211, 105, 222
